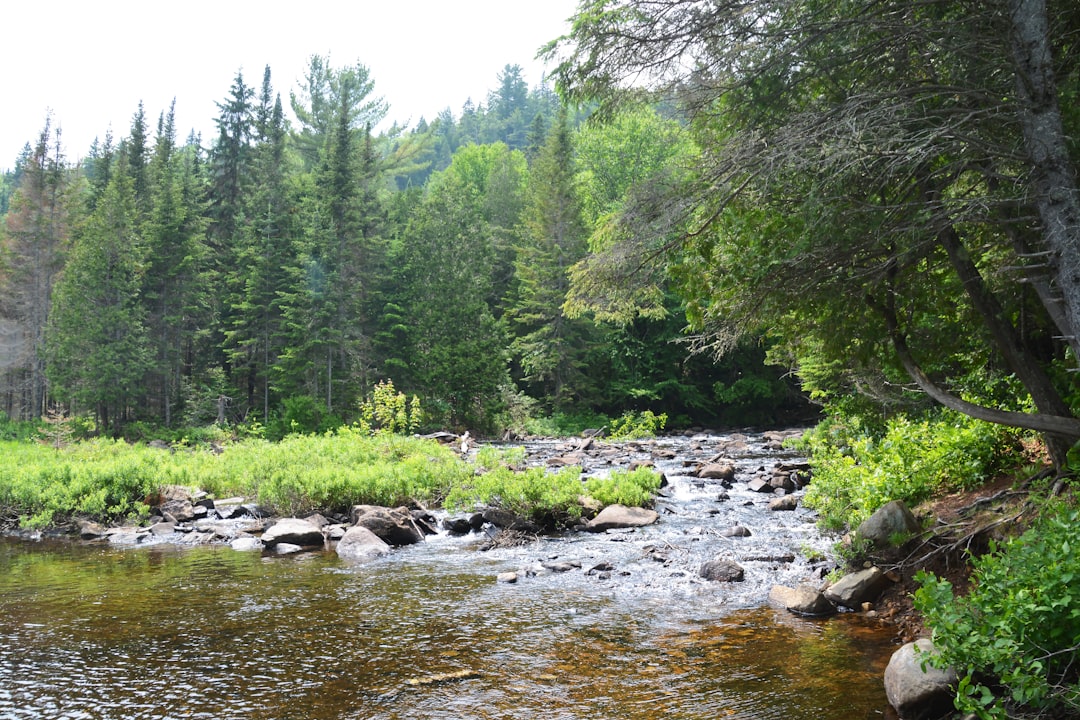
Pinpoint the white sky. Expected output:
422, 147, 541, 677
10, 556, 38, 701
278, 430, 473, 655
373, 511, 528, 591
1, 0, 580, 169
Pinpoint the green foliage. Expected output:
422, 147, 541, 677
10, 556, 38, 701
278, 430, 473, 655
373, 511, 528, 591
523, 409, 610, 437
914, 504, 1080, 719
473, 444, 527, 471
0, 412, 43, 442
358, 379, 422, 435
608, 410, 667, 440
799, 410, 1015, 531
583, 467, 662, 507
443, 465, 585, 526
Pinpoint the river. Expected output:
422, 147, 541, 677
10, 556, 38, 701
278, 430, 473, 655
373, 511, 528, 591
0, 432, 899, 719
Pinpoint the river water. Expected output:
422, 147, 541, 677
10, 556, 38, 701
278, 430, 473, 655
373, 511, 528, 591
0, 433, 899, 719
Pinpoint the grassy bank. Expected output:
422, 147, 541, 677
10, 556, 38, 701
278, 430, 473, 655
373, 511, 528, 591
0, 428, 662, 530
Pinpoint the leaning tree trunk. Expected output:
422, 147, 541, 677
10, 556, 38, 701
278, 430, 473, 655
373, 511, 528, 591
1009, 0, 1080, 365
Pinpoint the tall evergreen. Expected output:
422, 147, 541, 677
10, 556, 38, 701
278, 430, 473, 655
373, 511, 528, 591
509, 108, 593, 409
47, 157, 150, 435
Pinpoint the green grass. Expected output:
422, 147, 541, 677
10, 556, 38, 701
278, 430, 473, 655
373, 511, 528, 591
0, 427, 663, 530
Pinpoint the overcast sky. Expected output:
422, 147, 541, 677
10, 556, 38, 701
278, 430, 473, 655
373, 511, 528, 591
2, 0, 579, 169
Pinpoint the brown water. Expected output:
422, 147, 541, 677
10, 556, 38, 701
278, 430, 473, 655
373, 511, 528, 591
0, 435, 900, 719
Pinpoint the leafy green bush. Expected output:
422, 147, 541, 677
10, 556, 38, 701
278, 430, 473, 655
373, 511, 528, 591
473, 444, 527, 471
358, 379, 422, 435
798, 410, 1014, 530
583, 467, 663, 507
914, 504, 1080, 719
444, 465, 585, 526
608, 410, 668, 440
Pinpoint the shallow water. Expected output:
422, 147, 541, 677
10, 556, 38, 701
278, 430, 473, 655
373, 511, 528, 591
0, 434, 899, 719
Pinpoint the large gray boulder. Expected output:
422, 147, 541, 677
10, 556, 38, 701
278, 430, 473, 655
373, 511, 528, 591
884, 639, 957, 720
335, 526, 391, 563
858, 500, 921, 545
261, 518, 325, 548
698, 462, 736, 481
769, 584, 834, 616
351, 505, 425, 546
824, 566, 891, 608
585, 505, 658, 532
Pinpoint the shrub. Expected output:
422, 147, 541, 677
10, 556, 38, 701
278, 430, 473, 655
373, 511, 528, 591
583, 467, 663, 507
444, 465, 586, 526
914, 504, 1080, 719
608, 410, 668, 440
358, 379, 422, 435
798, 410, 1014, 530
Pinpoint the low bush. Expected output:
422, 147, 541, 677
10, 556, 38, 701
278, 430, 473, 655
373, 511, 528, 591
443, 465, 585, 526
608, 410, 668, 440
584, 467, 663, 507
914, 503, 1080, 719
797, 410, 1015, 531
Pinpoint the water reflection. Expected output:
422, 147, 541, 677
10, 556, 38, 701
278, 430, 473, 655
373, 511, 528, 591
1, 538, 894, 719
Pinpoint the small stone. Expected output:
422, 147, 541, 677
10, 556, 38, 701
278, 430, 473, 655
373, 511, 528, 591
497, 572, 518, 584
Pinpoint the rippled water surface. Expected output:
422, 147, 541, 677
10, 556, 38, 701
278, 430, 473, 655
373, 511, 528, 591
0, 435, 898, 719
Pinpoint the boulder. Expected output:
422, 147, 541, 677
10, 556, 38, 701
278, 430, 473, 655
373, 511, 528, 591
482, 507, 541, 534
699, 557, 745, 582
336, 526, 391, 563
159, 499, 196, 523
260, 518, 325, 548
768, 495, 799, 511
719, 525, 752, 538
747, 478, 773, 493
351, 505, 425, 546
824, 566, 891, 608
585, 505, 659, 532
76, 519, 106, 539
230, 537, 263, 552
857, 500, 921, 545
268, 542, 305, 556
698, 462, 736, 481
769, 584, 835, 616
443, 516, 474, 535
497, 571, 518, 583
884, 639, 957, 720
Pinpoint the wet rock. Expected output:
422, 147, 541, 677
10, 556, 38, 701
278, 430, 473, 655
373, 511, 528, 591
716, 491, 730, 502
857, 500, 920, 546
719, 525, 752, 538
159, 499, 196, 523
768, 496, 799, 511
106, 528, 148, 545
76, 519, 107, 539
443, 516, 474, 535
884, 639, 957, 720
261, 518, 325, 548
698, 462, 736, 481
699, 557, 745, 582
587, 562, 614, 575
351, 505, 425, 546
824, 566, 891, 608
747, 478, 773, 493
336, 526, 391, 563
769, 473, 796, 493
482, 508, 541, 534
149, 522, 176, 536
230, 536, 263, 552
268, 542, 305, 555
744, 554, 796, 563
541, 560, 579, 573
303, 513, 331, 529
769, 584, 834, 616
497, 571, 518, 583
585, 505, 659, 532
325, 525, 347, 541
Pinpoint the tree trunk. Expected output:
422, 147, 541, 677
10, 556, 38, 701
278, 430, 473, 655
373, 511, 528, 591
937, 224, 1077, 463
1009, 0, 1080, 363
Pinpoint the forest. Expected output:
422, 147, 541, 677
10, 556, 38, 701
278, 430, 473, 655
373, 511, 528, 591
0, 58, 807, 439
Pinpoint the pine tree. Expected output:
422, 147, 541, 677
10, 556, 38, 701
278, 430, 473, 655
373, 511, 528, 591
0, 116, 71, 420
47, 158, 150, 435
509, 108, 594, 409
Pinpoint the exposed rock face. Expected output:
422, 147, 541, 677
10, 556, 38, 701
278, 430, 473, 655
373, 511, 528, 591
585, 505, 659, 532
769, 584, 834, 616
335, 526, 391, 563
824, 566, 891, 608
858, 500, 921, 545
699, 557, 745, 582
884, 639, 957, 720
351, 505, 424, 546
260, 518, 325, 548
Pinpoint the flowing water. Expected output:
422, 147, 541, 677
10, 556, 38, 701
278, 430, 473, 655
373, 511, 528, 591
0, 433, 899, 719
